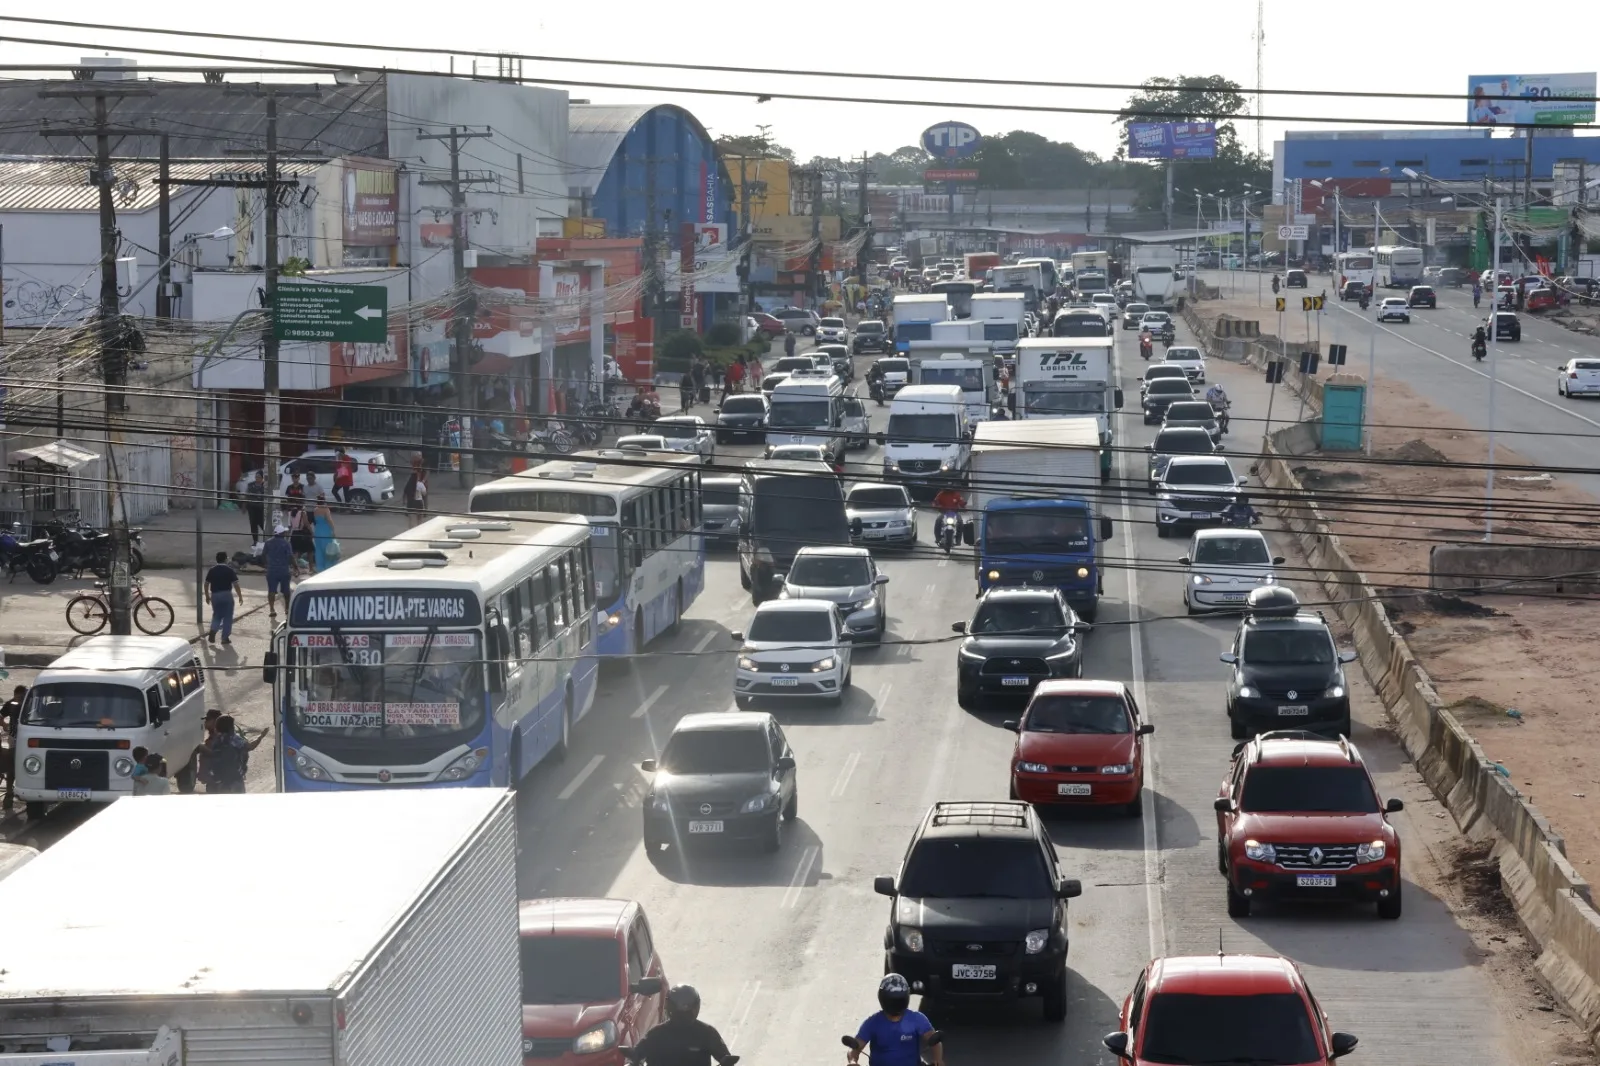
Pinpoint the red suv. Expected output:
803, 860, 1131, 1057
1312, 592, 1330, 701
1214, 731, 1404, 919
1104, 953, 1359, 1066
519, 898, 668, 1066
1004, 680, 1154, 817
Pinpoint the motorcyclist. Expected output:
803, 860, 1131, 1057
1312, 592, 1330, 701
1472, 281, 1482, 309
627, 986, 735, 1066
1271, 273, 1280, 294
1224, 493, 1260, 528
931, 487, 967, 547
848, 974, 943, 1066
1205, 383, 1230, 433
1472, 324, 1488, 358
1138, 330, 1153, 359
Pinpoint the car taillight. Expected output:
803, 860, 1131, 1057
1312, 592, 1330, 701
368, 460, 380, 473
1571, 372, 1580, 379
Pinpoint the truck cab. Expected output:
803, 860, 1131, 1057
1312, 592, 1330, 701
880, 384, 972, 498
767, 370, 846, 466
975, 497, 1112, 621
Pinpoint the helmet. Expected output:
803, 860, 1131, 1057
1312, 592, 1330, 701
878, 973, 911, 1015
666, 985, 701, 1021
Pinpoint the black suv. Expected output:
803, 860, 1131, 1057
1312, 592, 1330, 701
1407, 285, 1437, 308
1221, 587, 1357, 739
874, 800, 1083, 1021
852, 320, 890, 353
1284, 269, 1307, 289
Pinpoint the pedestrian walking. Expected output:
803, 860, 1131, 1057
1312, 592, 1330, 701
0, 684, 23, 812
401, 462, 428, 528
748, 356, 764, 389
783, 332, 796, 358
679, 371, 694, 413
202, 715, 251, 794
205, 551, 242, 646
332, 447, 356, 506
311, 494, 339, 573
263, 524, 298, 618
244, 470, 268, 542
178, 709, 223, 794
729, 357, 746, 395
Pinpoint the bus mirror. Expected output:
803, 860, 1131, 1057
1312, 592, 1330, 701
261, 650, 278, 685
1100, 517, 1114, 541
961, 522, 975, 546
1114, 387, 1124, 409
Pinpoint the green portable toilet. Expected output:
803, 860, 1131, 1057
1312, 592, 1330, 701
1320, 380, 1365, 451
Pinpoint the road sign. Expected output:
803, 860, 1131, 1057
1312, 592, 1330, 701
922, 122, 981, 159
1265, 360, 1285, 384
1328, 344, 1349, 365
924, 168, 979, 182
1300, 351, 1320, 375
679, 314, 696, 329
273, 283, 389, 344
1302, 295, 1325, 311
1275, 297, 1286, 312
1277, 224, 1309, 241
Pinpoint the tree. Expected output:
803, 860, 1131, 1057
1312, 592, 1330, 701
714, 129, 795, 163
869, 146, 928, 185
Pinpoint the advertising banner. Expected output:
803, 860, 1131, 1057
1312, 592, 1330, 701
921, 121, 981, 159
552, 269, 587, 340
924, 168, 979, 182
342, 159, 399, 246
1469, 73, 1597, 127
1127, 122, 1217, 159
679, 221, 697, 330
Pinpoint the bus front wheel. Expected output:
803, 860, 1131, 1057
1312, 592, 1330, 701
554, 690, 572, 761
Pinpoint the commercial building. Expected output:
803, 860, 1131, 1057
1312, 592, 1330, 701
1275, 128, 1600, 187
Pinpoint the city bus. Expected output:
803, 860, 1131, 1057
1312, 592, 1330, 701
1374, 245, 1425, 289
930, 278, 977, 319
267, 513, 599, 791
469, 450, 705, 656
1334, 251, 1375, 292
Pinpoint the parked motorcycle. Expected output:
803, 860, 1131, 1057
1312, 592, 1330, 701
0, 524, 59, 584
45, 516, 144, 578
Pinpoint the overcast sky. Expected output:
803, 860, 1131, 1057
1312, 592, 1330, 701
3, 1, 1595, 163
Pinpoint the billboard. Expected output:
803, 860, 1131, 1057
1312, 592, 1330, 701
921, 121, 981, 159
341, 159, 398, 246
924, 168, 979, 182
1127, 122, 1217, 159
1468, 73, 1597, 127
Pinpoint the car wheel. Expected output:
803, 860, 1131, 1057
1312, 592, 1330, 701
1226, 880, 1251, 918
1377, 884, 1403, 920
740, 565, 752, 591
1184, 591, 1197, 615
346, 489, 372, 513
762, 811, 784, 853
783, 789, 798, 821
1126, 789, 1144, 819
1229, 713, 1247, 740
1217, 840, 1229, 875
1041, 970, 1069, 1022
957, 685, 980, 711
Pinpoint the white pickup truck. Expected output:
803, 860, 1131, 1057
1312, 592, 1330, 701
1162, 344, 1207, 384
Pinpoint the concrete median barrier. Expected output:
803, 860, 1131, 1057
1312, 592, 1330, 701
1429, 543, 1600, 595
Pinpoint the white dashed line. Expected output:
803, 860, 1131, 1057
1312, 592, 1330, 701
831, 751, 861, 797
691, 630, 717, 654
631, 683, 669, 719
556, 754, 604, 800
781, 845, 820, 908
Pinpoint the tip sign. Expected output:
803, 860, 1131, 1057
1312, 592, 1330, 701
922, 121, 981, 159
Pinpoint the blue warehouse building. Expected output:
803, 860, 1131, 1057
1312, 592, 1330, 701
1277, 129, 1600, 184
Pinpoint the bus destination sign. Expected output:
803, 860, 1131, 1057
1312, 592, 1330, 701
290, 588, 482, 627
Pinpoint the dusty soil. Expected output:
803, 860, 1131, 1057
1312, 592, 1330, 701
1194, 297, 1600, 896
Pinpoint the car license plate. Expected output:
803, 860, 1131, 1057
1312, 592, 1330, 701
688, 821, 724, 834
771, 676, 799, 687
1296, 874, 1336, 888
951, 964, 996, 980
55, 788, 91, 801
1277, 705, 1309, 716
1000, 676, 1031, 686
1058, 783, 1092, 796
1220, 593, 1247, 603
1189, 512, 1215, 519
864, 531, 885, 540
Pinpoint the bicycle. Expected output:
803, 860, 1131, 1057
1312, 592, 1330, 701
65, 578, 175, 636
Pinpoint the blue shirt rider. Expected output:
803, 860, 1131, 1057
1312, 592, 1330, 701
850, 976, 941, 1066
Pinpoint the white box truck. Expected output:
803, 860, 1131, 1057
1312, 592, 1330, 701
890, 293, 951, 348
989, 264, 1045, 312
1132, 246, 1180, 308
969, 292, 1028, 355
1011, 336, 1123, 481
912, 350, 997, 423
0, 790, 521, 1066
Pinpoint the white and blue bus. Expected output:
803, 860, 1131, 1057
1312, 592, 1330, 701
469, 450, 706, 657
1374, 245, 1425, 289
268, 513, 599, 791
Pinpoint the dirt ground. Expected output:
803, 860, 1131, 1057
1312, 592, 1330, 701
1194, 297, 1600, 889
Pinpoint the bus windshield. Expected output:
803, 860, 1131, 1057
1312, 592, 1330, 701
292, 630, 484, 743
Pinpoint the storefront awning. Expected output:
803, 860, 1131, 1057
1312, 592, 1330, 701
9, 440, 100, 471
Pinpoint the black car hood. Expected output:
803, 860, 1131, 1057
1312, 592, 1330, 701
655, 771, 772, 804
963, 635, 1070, 659
895, 895, 1056, 937
1240, 662, 1341, 688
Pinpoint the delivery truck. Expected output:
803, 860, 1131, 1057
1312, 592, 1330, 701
891, 293, 951, 346
1011, 336, 1123, 480
0, 790, 521, 1066
966, 417, 1114, 620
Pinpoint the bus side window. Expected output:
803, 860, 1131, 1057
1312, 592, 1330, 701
558, 553, 578, 627
502, 584, 531, 666
526, 576, 550, 648
624, 501, 643, 569
546, 565, 566, 629
581, 543, 595, 610
691, 470, 702, 527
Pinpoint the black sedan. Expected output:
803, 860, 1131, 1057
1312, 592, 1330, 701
714, 393, 769, 443
1407, 285, 1437, 308
1491, 311, 1522, 342
954, 588, 1087, 710
1141, 376, 1196, 424
852, 320, 890, 353
641, 711, 798, 854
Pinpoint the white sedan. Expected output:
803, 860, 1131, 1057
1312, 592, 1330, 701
1558, 358, 1600, 398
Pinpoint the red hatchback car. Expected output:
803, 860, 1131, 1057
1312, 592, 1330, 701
1104, 954, 1358, 1066
519, 898, 668, 1066
1004, 680, 1154, 817
748, 312, 786, 339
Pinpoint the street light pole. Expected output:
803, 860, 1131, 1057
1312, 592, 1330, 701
1485, 195, 1503, 542
1365, 197, 1379, 456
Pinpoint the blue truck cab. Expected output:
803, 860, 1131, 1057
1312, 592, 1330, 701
971, 496, 1114, 622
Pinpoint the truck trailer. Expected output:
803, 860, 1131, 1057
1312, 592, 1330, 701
0, 790, 521, 1066
1011, 336, 1123, 480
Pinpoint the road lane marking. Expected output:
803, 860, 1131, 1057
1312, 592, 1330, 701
631, 683, 669, 719
832, 751, 861, 796
782, 844, 820, 908
727, 980, 762, 1045
691, 630, 717, 654
557, 754, 605, 800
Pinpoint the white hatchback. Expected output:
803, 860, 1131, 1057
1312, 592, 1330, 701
1180, 528, 1284, 613
1163, 345, 1206, 383
731, 599, 853, 705
1558, 358, 1600, 398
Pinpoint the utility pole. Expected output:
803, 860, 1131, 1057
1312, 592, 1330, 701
40, 81, 151, 636
809, 168, 824, 307
418, 126, 494, 486
1485, 196, 1504, 542
156, 133, 171, 319
856, 152, 873, 288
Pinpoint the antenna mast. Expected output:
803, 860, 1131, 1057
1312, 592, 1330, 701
1254, 1, 1265, 156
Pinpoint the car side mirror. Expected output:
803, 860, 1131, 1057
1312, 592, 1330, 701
873, 875, 897, 897
874, 433, 886, 445
1236, 475, 1250, 486
1103, 1032, 1131, 1060
631, 977, 665, 996
875, 573, 890, 585
1057, 878, 1083, 899
950, 621, 967, 633
1386, 798, 1404, 813
1214, 796, 1234, 812
777, 755, 797, 771
640, 759, 657, 772
1219, 652, 1238, 664
1178, 555, 1191, 565
153, 705, 171, 725
1002, 719, 1019, 732
1338, 649, 1358, 663
1099, 516, 1113, 541
1272, 556, 1285, 565
1114, 387, 1125, 409
713, 406, 721, 414
1330, 1033, 1359, 1059
261, 649, 278, 685
1138, 723, 1155, 736
730, 630, 744, 643
1144, 443, 1154, 451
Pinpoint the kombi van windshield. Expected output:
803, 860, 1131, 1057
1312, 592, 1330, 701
24, 683, 147, 728
291, 631, 483, 740
768, 400, 831, 429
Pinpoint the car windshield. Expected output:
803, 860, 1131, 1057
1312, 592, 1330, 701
520, 937, 621, 1005
1024, 390, 1106, 415
857, 321, 884, 334
1166, 403, 1215, 421
747, 609, 835, 643
1243, 628, 1334, 664
1126, 305, 1149, 315
1241, 765, 1380, 813
1148, 379, 1193, 396
722, 396, 765, 414
1383, 299, 1405, 307
1194, 537, 1271, 566
23, 683, 147, 728
899, 838, 1053, 898
770, 446, 824, 461
655, 422, 698, 439
887, 413, 960, 443
1145, 368, 1186, 382
703, 483, 741, 507
788, 554, 871, 587
984, 508, 1091, 553
661, 728, 771, 774
1140, 992, 1320, 1066
1166, 463, 1233, 486
1026, 694, 1129, 734
849, 486, 908, 508
769, 400, 831, 429
820, 318, 845, 328
971, 598, 1067, 635
1166, 348, 1201, 361
1143, 314, 1171, 324
775, 358, 815, 373
1153, 431, 1212, 454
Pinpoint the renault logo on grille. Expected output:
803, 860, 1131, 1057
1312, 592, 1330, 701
1287, 690, 1298, 700
700, 803, 713, 815
1309, 847, 1324, 866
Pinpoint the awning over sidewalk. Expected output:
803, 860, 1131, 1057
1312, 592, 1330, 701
9, 440, 99, 471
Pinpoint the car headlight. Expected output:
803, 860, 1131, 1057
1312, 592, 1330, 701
1017, 761, 1050, 774
1328, 685, 1346, 699
940, 458, 956, 471
1101, 763, 1133, 775
573, 1021, 617, 1055
738, 656, 759, 671
741, 791, 779, 813
113, 757, 134, 777
959, 645, 987, 662
649, 793, 669, 811
900, 927, 925, 953
1237, 685, 1258, 699
1192, 574, 1211, 585
292, 748, 331, 782
1024, 928, 1051, 955
1244, 840, 1276, 862
811, 656, 838, 672
1356, 840, 1388, 863
439, 748, 489, 782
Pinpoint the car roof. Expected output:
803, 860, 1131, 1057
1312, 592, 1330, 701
1247, 732, 1364, 769
920, 800, 1037, 839
674, 710, 774, 733
1032, 678, 1127, 700
754, 596, 836, 613
847, 481, 905, 495
655, 416, 703, 426
518, 897, 635, 937
977, 586, 1061, 604
795, 545, 871, 558
1145, 363, 1185, 373
1157, 425, 1212, 438
1167, 455, 1229, 468
1194, 527, 1266, 543
1166, 400, 1214, 411
1148, 954, 1305, 996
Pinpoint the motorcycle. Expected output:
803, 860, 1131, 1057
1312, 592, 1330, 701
1472, 337, 1487, 361
1139, 338, 1154, 361
1358, 293, 1370, 312
1160, 327, 1176, 347
870, 378, 886, 406
45, 516, 144, 578
0, 525, 59, 584
934, 511, 962, 554
1209, 397, 1231, 436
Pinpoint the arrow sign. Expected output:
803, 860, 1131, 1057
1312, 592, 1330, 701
274, 283, 390, 344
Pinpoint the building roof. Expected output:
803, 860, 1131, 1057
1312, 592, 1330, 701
0, 157, 314, 212
0, 79, 389, 159
567, 103, 718, 194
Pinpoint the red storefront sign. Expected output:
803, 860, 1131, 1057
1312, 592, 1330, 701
329, 330, 407, 388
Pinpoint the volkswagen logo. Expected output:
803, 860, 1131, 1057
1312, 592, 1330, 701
1031, 569, 1044, 581
1309, 847, 1324, 866
377, 769, 392, 783
967, 943, 984, 952
700, 803, 713, 815
1287, 690, 1298, 700
780, 663, 791, 672
69, 758, 82, 770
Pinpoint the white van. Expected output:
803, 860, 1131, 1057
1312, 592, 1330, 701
13, 636, 207, 818
767, 369, 846, 466
880, 384, 972, 495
